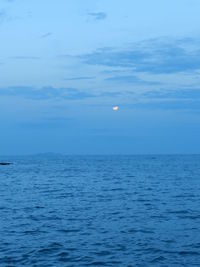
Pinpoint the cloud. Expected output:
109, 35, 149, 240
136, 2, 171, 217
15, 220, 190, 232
143, 88, 200, 100
19, 117, 74, 129
99, 91, 121, 97
0, 86, 95, 100
1, 85, 200, 112
88, 12, 107, 21
81, 47, 147, 68
10, 56, 40, 60
0, 7, 22, 24
124, 87, 200, 111
0, 10, 6, 22
63, 76, 94, 81
105, 75, 159, 85
0, 86, 123, 102
0, 10, 5, 17
130, 99, 200, 111
40, 32, 52, 39
81, 38, 200, 74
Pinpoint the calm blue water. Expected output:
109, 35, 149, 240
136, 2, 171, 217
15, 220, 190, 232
0, 155, 200, 266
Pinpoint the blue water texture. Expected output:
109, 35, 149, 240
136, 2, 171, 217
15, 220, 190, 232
0, 155, 200, 266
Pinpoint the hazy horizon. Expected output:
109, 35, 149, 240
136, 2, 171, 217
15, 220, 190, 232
1, 152, 200, 157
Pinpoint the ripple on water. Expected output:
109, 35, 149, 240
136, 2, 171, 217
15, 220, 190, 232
0, 155, 200, 266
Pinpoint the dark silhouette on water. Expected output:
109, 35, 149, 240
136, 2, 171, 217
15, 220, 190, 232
0, 162, 12, 165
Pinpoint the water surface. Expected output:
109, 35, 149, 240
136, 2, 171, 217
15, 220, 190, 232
0, 155, 200, 266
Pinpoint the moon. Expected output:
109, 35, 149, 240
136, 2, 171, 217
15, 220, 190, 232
113, 106, 119, 111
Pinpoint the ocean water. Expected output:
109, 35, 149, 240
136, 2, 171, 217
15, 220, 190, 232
0, 155, 200, 267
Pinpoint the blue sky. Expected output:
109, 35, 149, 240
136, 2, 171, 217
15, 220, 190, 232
1, 0, 200, 154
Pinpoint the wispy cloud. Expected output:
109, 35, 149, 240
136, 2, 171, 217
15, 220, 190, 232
124, 87, 200, 111
81, 38, 200, 74
100, 91, 121, 97
87, 12, 107, 21
0, 86, 123, 101
130, 99, 200, 111
63, 76, 94, 81
0, 10, 5, 17
105, 75, 159, 85
0, 86, 94, 100
0, 7, 23, 24
0, 9, 6, 22
19, 117, 74, 129
143, 88, 200, 100
40, 32, 52, 39
10, 56, 40, 60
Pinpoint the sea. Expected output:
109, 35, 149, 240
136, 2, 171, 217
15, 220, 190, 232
0, 155, 200, 266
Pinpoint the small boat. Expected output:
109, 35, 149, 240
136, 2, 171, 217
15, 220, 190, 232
0, 162, 12, 166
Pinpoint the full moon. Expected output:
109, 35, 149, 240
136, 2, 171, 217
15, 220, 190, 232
113, 106, 119, 111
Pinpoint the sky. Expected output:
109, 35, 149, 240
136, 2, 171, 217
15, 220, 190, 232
1, 0, 200, 154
